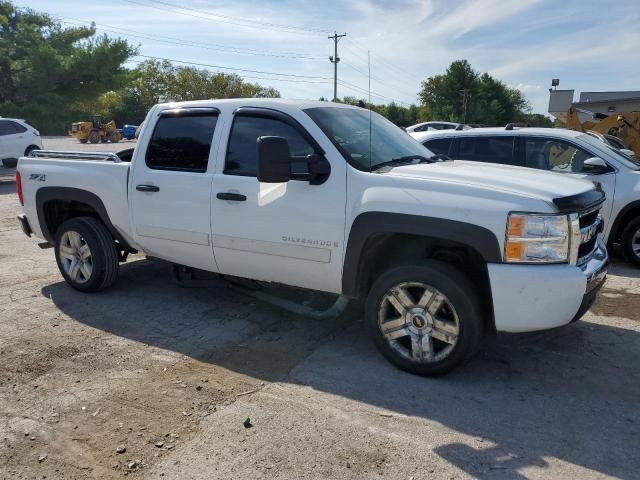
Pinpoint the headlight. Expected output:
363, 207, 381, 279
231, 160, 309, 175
505, 213, 569, 263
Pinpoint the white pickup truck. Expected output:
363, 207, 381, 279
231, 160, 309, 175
16, 99, 608, 375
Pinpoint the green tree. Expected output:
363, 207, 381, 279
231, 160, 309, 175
418, 60, 540, 127
418, 60, 478, 123
0, 1, 137, 133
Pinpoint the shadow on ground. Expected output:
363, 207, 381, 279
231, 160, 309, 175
41, 258, 640, 479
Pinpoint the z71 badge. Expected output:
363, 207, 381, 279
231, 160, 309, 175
29, 174, 46, 182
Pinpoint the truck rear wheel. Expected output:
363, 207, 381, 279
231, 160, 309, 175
621, 217, 640, 267
365, 260, 483, 376
54, 217, 119, 292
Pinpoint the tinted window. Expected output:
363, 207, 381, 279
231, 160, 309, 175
524, 137, 592, 173
0, 120, 17, 136
425, 138, 453, 156
225, 115, 315, 177
10, 121, 27, 133
146, 114, 218, 172
458, 136, 515, 164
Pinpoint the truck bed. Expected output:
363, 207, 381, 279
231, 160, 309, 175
18, 151, 134, 246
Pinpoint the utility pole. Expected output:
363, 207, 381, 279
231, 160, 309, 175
328, 31, 347, 102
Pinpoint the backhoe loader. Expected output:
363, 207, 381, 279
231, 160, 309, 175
69, 115, 122, 144
565, 106, 640, 157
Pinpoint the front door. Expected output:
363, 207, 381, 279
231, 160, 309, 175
129, 108, 221, 271
211, 108, 347, 293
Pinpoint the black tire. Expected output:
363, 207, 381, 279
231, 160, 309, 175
621, 216, 640, 267
80, 139, 88, 144
24, 145, 40, 156
54, 217, 119, 292
365, 260, 483, 376
88, 130, 100, 144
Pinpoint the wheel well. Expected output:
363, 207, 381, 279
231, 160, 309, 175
610, 204, 640, 244
24, 145, 40, 155
42, 199, 102, 241
356, 233, 495, 333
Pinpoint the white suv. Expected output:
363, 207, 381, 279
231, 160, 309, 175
411, 126, 640, 265
0, 118, 42, 168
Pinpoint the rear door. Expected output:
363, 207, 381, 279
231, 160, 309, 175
129, 107, 222, 271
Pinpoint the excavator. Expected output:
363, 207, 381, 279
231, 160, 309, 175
565, 106, 640, 157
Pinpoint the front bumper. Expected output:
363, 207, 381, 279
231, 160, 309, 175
17, 214, 32, 237
488, 236, 608, 333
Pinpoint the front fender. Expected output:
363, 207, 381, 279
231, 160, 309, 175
342, 211, 502, 297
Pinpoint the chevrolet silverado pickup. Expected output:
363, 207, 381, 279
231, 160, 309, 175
16, 99, 608, 375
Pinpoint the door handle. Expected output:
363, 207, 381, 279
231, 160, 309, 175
216, 192, 246, 202
136, 184, 160, 192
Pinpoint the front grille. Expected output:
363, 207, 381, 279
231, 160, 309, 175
577, 208, 603, 264
579, 210, 599, 229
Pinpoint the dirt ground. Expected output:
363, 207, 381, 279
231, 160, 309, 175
0, 137, 639, 479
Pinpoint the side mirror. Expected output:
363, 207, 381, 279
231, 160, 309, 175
621, 148, 636, 159
307, 153, 331, 185
583, 157, 610, 174
257, 136, 291, 183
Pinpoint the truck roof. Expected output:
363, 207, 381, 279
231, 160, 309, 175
155, 98, 363, 111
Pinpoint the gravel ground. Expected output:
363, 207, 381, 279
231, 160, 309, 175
0, 137, 639, 479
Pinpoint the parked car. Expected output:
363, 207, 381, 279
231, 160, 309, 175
405, 121, 471, 134
16, 99, 607, 376
0, 117, 42, 168
410, 126, 640, 265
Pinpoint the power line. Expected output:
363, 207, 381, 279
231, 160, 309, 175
150, 0, 332, 33
134, 54, 333, 80
341, 60, 417, 100
343, 37, 424, 85
122, 0, 332, 36
61, 19, 325, 60
126, 58, 331, 85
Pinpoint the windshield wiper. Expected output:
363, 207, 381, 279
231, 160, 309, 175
372, 155, 433, 172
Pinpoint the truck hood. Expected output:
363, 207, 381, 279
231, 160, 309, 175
387, 160, 596, 203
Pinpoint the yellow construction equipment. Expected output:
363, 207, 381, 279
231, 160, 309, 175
565, 106, 640, 157
69, 115, 122, 144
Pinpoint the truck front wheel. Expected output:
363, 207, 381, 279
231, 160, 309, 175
365, 261, 483, 376
54, 217, 119, 292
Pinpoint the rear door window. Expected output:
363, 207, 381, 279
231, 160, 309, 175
146, 113, 218, 172
424, 138, 453, 156
458, 136, 516, 165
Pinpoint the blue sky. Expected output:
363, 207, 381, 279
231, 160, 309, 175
15, 0, 640, 115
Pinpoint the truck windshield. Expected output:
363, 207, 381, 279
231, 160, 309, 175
304, 106, 435, 171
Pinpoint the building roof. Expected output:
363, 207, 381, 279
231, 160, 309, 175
578, 91, 640, 103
